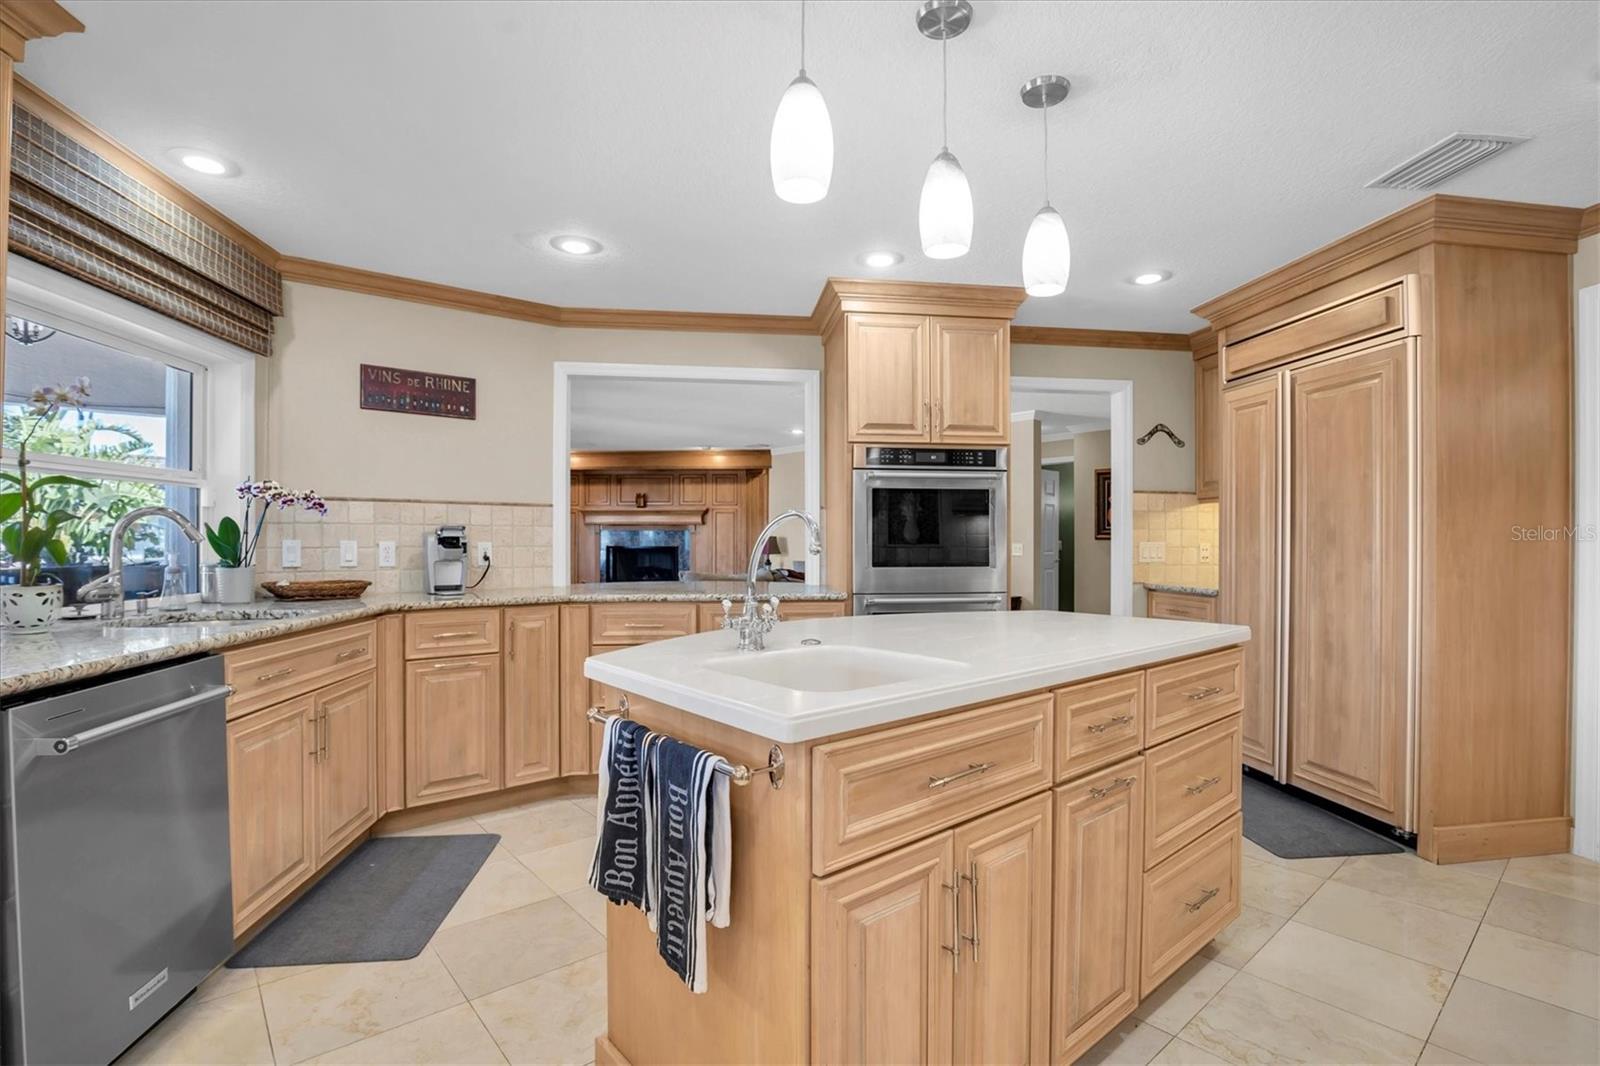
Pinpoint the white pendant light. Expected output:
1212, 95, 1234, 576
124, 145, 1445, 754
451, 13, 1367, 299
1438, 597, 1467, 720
917, 1, 973, 259
1019, 74, 1072, 297
769, 0, 833, 204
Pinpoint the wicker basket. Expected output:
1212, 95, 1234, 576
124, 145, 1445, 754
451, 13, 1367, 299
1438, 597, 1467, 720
259, 579, 371, 601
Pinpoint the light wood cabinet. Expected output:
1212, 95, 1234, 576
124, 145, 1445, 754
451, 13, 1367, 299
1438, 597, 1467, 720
227, 694, 317, 934
844, 313, 1009, 445
404, 609, 500, 659
931, 317, 1010, 444
1142, 814, 1241, 989
1053, 755, 1145, 1064
1146, 588, 1219, 622
405, 654, 503, 807
1194, 352, 1220, 500
1287, 340, 1410, 824
951, 795, 1052, 1066
558, 604, 596, 776
504, 606, 560, 786
311, 672, 378, 864
615, 473, 674, 508
812, 834, 955, 1065
224, 620, 376, 719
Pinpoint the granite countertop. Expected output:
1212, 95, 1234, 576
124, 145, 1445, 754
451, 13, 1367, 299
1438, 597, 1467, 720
0, 581, 846, 699
1142, 583, 1220, 598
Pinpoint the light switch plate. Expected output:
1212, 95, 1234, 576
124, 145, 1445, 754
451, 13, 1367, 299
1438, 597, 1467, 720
1139, 541, 1167, 562
1011, 543, 1023, 558
339, 539, 359, 567
377, 540, 396, 568
281, 539, 302, 568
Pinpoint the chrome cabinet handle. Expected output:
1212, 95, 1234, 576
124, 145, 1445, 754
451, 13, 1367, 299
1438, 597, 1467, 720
431, 630, 476, 640
320, 711, 329, 761
1185, 887, 1220, 913
961, 861, 980, 962
923, 399, 931, 427
430, 658, 477, 670
1185, 685, 1224, 701
1088, 776, 1136, 800
942, 875, 961, 974
1185, 776, 1222, 796
1086, 713, 1134, 734
257, 666, 295, 683
929, 762, 994, 789
622, 622, 665, 630
335, 647, 366, 662
933, 398, 942, 428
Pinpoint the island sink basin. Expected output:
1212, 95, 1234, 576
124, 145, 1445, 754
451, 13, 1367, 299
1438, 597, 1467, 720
702, 644, 964, 693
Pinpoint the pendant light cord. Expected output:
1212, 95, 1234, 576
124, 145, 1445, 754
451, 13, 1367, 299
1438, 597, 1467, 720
1041, 100, 1050, 207
941, 31, 949, 150
799, 0, 807, 75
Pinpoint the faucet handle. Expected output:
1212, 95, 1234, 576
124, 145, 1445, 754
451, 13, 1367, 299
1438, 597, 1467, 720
720, 598, 735, 629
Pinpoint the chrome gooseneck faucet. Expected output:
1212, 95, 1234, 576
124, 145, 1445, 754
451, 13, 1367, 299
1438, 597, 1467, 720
77, 506, 205, 620
721, 509, 824, 651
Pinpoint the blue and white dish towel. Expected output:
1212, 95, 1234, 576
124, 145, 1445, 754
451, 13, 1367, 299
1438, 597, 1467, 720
589, 716, 732, 993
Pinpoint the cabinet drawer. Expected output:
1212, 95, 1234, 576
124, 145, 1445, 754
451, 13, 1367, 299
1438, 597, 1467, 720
1147, 590, 1218, 622
1145, 647, 1244, 746
590, 603, 698, 645
225, 621, 377, 718
1054, 672, 1144, 781
1145, 715, 1242, 868
812, 692, 1054, 875
404, 609, 501, 659
1142, 814, 1241, 989
1223, 282, 1407, 380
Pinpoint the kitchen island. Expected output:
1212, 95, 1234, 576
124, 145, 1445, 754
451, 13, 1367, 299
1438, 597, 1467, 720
585, 611, 1250, 1065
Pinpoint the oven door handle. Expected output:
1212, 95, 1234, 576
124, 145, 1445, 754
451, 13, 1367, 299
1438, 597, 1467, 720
860, 470, 1005, 481
861, 595, 1006, 607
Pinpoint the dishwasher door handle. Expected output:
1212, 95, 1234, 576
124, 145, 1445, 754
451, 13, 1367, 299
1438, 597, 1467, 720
36, 684, 234, 756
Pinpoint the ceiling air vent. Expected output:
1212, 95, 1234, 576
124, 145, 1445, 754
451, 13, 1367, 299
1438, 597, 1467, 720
1366, 132, 1529, 190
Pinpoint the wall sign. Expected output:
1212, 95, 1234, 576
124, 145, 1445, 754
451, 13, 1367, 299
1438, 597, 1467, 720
360, 364, 476, 419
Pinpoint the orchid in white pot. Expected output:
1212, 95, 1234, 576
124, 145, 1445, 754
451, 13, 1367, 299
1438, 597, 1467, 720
204, 480, 328, 603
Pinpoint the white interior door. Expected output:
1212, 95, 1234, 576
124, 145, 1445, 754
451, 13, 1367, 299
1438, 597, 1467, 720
1039, 469, 1061, 611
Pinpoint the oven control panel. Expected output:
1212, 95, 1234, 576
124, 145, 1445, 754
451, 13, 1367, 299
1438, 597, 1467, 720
863, 447, 1003, 469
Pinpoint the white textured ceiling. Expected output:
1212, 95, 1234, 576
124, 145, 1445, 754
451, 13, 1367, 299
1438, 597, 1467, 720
22, 1, 1600, 331
1012, 387, 1109, 437
569, 377, 805, 451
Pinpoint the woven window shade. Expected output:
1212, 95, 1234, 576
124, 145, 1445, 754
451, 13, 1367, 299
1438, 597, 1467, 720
7, 104, 281, 355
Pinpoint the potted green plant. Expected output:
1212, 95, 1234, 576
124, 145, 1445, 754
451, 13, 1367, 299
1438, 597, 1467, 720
204, 480, 327, 603
0, 380, 94, 632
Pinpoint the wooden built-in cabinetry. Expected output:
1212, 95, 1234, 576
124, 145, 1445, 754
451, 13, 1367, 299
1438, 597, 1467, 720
1203, 194, 1583, 861
1145, 588, 1218, 622
1190, 329, 1220, 501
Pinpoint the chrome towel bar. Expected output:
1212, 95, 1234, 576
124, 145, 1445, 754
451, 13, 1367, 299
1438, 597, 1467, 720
587, 696, 786, 789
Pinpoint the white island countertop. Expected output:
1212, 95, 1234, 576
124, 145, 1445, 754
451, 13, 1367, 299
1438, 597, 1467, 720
585, 611, 1250, 743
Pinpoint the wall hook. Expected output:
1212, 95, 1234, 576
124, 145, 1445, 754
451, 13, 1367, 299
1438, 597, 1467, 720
1137, 423, 1186, 448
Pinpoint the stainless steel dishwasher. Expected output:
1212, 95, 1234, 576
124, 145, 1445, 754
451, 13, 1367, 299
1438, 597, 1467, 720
1, 656, 234, 1065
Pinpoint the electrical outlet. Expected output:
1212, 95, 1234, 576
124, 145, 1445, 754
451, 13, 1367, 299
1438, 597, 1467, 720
1011, 543, 1024, 558
1139, 541, 1167, 563
281, 539, 302, 569
1199, 544, 1213, 563
476, 541, 493, 566
377, 540, 397, 568
339, 540, 358, 567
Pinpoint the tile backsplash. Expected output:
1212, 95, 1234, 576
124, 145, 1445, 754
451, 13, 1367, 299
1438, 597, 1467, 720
1132, 492, 1220, 589
255, 498, 554, 593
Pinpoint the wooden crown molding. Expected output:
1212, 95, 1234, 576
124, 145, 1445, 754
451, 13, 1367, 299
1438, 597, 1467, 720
12, 77, 280, 265
1010, 325, 1191, 351
1580, 203, 1600, 240
279, 256, 814, 335
570, 449, 772, 472
812, 277, 1028, 336
1193, 194, 1586, 329
0, 1, 81, 61
1187, 326, 1217, 361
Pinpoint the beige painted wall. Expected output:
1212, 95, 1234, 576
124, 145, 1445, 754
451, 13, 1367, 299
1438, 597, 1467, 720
259, 281, 821, 503
1012, 344, 1196, 492
1073, 430, 1112, 614
1008, 417, 1042, 608
1576, 233, 1599, 294
768, 448, 805, 531
1041, 436, 1075, 460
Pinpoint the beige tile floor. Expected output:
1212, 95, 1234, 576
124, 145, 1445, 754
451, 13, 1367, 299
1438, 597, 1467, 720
119, 798, 1600, 1066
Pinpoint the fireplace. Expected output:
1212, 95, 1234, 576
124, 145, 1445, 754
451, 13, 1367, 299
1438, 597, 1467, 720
599, 528, 691, 582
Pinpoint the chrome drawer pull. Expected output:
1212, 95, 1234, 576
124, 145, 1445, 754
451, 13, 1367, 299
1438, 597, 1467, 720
622, 622, 666, 629
335, 647, 367, 662
1185, 685, 1224, 701
431, 630, 476, 640
256, 667, 295, 683
928, 762, 994, 789
1088, 776, 1136, 800
1086, 713, 1134, 734
1185, 776, 1222, 796
1185, 887, 1220, 913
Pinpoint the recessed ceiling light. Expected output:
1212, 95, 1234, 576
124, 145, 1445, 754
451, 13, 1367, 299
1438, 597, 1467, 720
169, 149, 234, 176
790, 427, 804, 436
858, 251, 903, 269
551, 235, 602, 256
1131, 271, 1171, 286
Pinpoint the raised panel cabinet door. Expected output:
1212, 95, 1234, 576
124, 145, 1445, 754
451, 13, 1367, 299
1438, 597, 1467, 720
930, 317, 1010, 444
710, 508, 742, 575
313, 672, 379, 864
1195, 353, 1221, 499
812, 833, 955, 1065
847, 313, 930, 442
1287, 340, 1411, 825
616, 474, 675, 508
1220, 375, 1283, 777
951, 794, 1052, 1066
505, 606, 560, 786
1052, 755, 1145, 1064
227, 695, 316, 934
557, 605, 595, 776
404, 654, 504, 807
